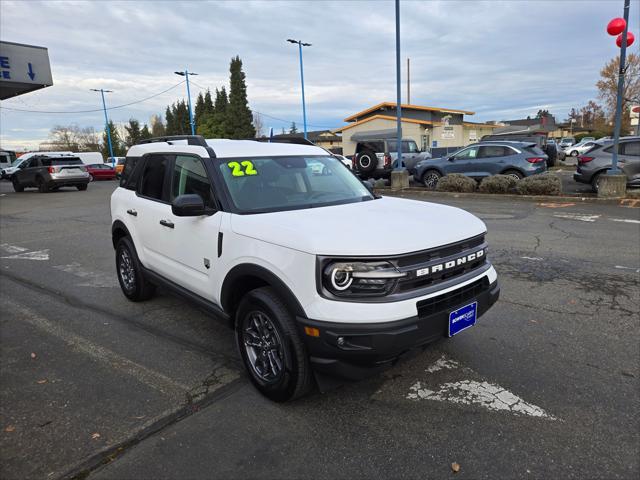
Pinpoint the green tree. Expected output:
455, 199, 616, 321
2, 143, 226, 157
124, 118, 142, 147
165, 106, 175, 135
140, 124, 152, 141
289, 122, 298, 134
101, 120, 125, 158
198, 87, 230, 138
194, 92, 205, 128
226, 56, 255, 138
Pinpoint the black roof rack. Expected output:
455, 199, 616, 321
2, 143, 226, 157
137, 135, 209, 147
251, 137, 315, 146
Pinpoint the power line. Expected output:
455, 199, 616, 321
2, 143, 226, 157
0, 81, 186, 114
187, 79, 338, 130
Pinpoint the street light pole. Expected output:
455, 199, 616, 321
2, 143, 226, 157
610, 0, 630, 175
175, 70, 198, 135
287, 39, 311, 140
91, 88, 114, 167
395, 0, 404, 170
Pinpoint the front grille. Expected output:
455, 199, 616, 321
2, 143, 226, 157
417, 278, 488, 318
397, 235, 485, 267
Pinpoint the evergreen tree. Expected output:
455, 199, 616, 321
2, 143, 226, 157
198, 87, 230, 138
194, 92, 205, 127
289, 122, 298, 134
101, 120, 125, 159
140, 124, 152, 141
281, 127, 286, 135
204, 89, 214, 116
165, 106, 175, 135
226, 56, 255, 138
150, 114, 165, 137
124, 118, 142, 147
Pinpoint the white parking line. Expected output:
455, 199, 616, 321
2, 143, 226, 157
609, 218, 640, 225
521, 256, 543, 261
406, 355, 557, 420
615, 265, 640, 273
553, 213, 600, 222
53, 262, 118, 288
0, 243, 28, 254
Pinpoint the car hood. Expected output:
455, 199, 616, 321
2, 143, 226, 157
230, 196, 486, 256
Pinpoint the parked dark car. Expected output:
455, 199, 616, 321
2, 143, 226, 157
353, 137, 430, 179
573, 136, 640, 192
414, 141, 548, 189
86, 163, 116, 181
11, 155, 90, 193
481, 133, 556, 167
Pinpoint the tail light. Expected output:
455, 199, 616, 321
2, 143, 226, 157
384, 153, 391, 168
48, 166, 60, 173
526, 157, 546, 163
578, 156, 594, 164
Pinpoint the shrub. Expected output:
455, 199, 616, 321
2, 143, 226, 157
478, 175, 518, 194
435, 174, 477, 193
515, 174, 562, 196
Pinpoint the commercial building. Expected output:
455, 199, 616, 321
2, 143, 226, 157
335, 102, 497, 156
273, 130, 343, 153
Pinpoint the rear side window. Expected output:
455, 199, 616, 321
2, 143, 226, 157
479, 146, 510, 158
525, 146, 545, 156
139, 155, 169, 201
121, 157, 142, 190
622, 141, 640, 156
51, 158, 82, 166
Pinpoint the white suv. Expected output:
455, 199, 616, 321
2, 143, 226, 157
111, 135, 499, 402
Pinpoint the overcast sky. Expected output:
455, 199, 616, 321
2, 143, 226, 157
1, 0, 639, 150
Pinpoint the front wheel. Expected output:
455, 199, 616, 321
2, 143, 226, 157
236, 287, 313, 402
570, 150, 579, 157
12, 177, 24, 192
421, 169, 441, 189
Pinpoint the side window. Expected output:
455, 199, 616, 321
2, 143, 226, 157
171, 155, 215, 208
478, 146, 506, 158
139, 155, 169, 201
454, 147, 479, 159
404, 141, 419, 153
387, 140, 397, 153
622, 141, 640, 156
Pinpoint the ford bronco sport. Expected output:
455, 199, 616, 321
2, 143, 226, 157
111, 135, 499, 401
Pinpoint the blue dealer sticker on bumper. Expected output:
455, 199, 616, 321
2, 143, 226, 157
448, 302, 477, 337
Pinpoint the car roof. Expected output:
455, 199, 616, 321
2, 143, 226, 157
206, 139, 328, 158
473, 140, 535, 147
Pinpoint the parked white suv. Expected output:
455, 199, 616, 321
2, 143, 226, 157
111, 135, 499, 401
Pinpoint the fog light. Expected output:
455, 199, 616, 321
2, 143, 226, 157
337, 337, 345, 346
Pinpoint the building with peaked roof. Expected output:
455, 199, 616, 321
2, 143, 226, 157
335, 102, 497, 156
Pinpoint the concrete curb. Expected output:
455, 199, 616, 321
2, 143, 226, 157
376, 187, 640, 205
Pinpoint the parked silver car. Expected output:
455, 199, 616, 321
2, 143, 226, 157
573, 136, 640, 192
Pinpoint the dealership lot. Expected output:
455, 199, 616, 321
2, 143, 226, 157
0, 180, 638, 479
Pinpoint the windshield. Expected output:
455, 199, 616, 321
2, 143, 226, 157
218, 155, 373, 213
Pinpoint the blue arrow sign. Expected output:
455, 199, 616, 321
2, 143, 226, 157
27, 62, 35, 81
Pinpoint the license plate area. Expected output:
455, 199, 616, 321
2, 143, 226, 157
448, 301, 477, 337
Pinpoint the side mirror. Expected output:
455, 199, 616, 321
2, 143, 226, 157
448, 156, 455, 162
171, 194, 207, 217
362, 180, 374, 194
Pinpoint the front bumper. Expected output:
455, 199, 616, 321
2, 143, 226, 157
297, 278, 500, 381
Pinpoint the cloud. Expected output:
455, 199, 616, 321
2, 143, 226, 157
1, 0, 638, 149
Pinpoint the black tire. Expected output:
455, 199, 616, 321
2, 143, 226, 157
421, 169, 441, 189
356, 150, 377, 175
236, 287, 313, 402
503, 169, 524, 180
37, 177, 49, 193
115, 236, 156, 302
570, 150, 579, 157
77, 184, 88, 191
591, 171, 604, 193
89, 174, 94, 182
12, 177, 24, 192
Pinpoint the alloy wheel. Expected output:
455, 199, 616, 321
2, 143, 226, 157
118, 249, 136, 291
423, 172, 440, 189
243, 311, 285, 383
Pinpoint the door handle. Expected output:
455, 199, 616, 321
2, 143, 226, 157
159, 219, 174, 229
126, 209, 137, 217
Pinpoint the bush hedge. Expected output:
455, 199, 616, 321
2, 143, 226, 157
478, 175, 518, 194
515, 174, 562, 196
435, 174, 477, 193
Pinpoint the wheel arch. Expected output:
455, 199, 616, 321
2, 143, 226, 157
419, 166, 445, 178
499, 167, 525, 177
111, 220, 131, 249
221, 264, 306, 323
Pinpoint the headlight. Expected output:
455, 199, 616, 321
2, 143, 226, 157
322, 261, 406, 297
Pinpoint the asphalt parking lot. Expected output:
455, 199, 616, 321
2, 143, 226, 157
1, 179, 638, 480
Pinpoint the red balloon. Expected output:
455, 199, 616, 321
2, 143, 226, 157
616, 31, 635, 47
607, 17, 626, 36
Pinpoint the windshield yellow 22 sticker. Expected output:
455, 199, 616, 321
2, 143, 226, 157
228, 161, 258, 177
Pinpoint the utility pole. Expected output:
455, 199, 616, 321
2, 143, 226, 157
395, 0, 403, 170
174, 69, 198, 135
610, 0, 631, 174
287, 39, 311, 140
407, 57, 410, 105
91, 88, 114, 167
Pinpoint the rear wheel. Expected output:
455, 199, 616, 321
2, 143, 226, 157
37, 177, 49, 193
236, 287, 313, 402
591, 172, 604, 193
115, 236, 156, 301
421, 169, 441, 189
12, 177, 24, 192
503, 169, 524, 180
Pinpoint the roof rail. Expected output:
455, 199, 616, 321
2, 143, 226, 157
251, 137, 315, 146
137, 135, 209, 147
